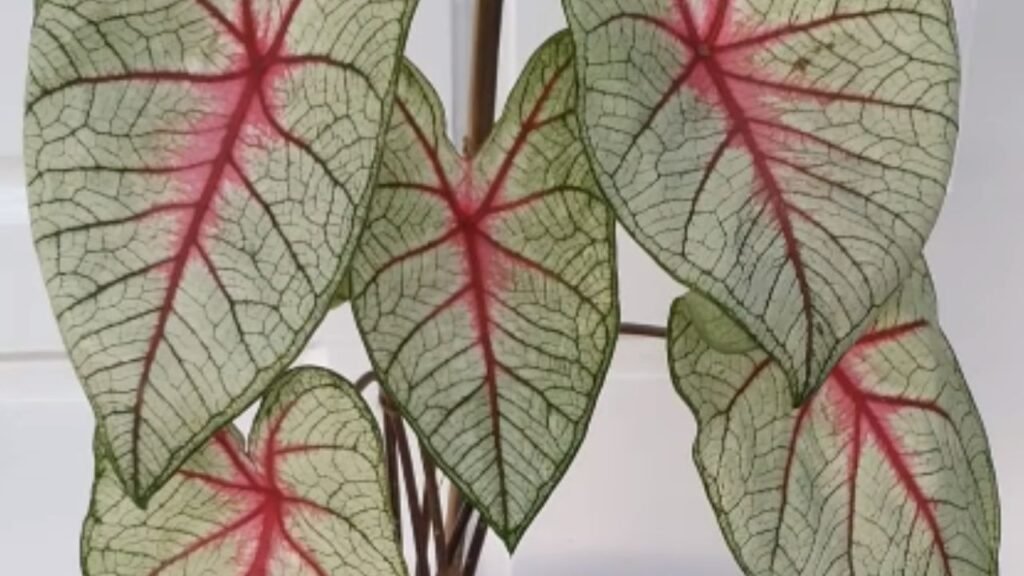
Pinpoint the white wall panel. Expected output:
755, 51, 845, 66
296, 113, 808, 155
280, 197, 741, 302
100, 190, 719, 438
927, 1, 1024, 572
0, 2, 31, 158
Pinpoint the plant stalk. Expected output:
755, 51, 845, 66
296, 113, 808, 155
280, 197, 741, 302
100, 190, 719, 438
619, 322, 669, 339
464, 0, 505, 156
370, 317, 667, 575
420, 444, 448, 571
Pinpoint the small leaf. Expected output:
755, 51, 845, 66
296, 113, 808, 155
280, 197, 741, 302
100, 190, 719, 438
351, 32, 618, 548
83, 367, 406, 576
566, 0, 960, 399
669, 262, 1000, 575
677, 291, 757, 354
25, 0, 417, 501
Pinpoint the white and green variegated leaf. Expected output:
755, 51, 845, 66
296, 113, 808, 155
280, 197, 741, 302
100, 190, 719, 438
351, 32, 618, 548
83, 367, 406, 576
25, 0, 417, 501
566, 0, 961, 400
669, 262, 1000, 575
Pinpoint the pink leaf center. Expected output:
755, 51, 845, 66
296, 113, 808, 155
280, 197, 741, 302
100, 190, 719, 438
636, 0, 915, 383
776, 321, 954, 574
158, 403, 333, 576
124, 0, 338, 490
383, 61, 573, 524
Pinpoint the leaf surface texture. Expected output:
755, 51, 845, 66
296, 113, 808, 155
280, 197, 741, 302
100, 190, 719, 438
670, 263, 1000, 575
352, 33, 618, 547
83, 368, 405, 576
25, 0, 416, 499
567, 0, 960, 398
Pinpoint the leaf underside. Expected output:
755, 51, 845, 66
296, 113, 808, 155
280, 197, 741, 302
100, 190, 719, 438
566, 0, 960, 400
25, 0, 415, 501
351, 32, 618, 548
669, 262, 1000, 575
83, 367, 406, 576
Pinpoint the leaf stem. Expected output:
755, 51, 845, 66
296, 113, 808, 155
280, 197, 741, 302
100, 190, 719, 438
420, 445, 448, 570
445, 502, 474, 565
366, 318, 666, 573
382, 400, 403, 545
383, 395, 430, 576
620, 322, 669, 339
355, 370, 378, 392
465, 0, 505, 155
462, 517, 490, 576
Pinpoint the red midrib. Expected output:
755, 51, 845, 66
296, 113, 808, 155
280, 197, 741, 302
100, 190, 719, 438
394, 99, 511, 521
129, 33, 285, 489
862, 407, 953, 574
246, 412, 288, 576
247, 501, 281, 574
460, 64, 568, 524
393, 63, 569, 526
772, 322, 949, 571
698, 50, 815, 384
833, 366, 952, 575
131, 68, 261, 489
461, 222, 508, 522
158, 414, 334, 575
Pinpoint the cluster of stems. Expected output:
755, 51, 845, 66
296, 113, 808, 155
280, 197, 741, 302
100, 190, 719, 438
354, 324, 666, 575
381, 390, 490, 576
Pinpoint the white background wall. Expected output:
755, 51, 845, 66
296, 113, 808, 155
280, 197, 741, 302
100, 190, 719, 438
1, 1, 1019, 575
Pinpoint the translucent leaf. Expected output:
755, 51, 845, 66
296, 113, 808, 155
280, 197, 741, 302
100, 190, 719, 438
83, 368, 406, 576
670, 262, 1000, 575
351, 33, 618, 548
566, 0, 961, 399
25, 0, 417, 501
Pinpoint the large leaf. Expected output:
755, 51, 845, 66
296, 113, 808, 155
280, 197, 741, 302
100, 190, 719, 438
25, 0, 416, 501
83, 367, 406, 575
351, 33, 618, 548
669, 263, 1000, 575
566, 0, 960, 400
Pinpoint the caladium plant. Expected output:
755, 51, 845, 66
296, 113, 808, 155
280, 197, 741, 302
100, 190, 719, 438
22, 0, 1000, 575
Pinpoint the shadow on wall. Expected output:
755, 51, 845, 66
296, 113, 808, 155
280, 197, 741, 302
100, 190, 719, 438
516, 555, 736, 576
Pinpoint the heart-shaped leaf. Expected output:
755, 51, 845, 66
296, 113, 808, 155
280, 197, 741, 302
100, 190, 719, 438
351, 32, 618, 548
669, 262, 1000, 575
566, 0, 960, 400
83, 367, 406, 576
25, 0, 416, 501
